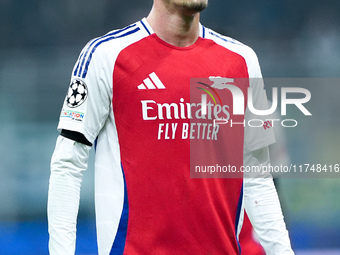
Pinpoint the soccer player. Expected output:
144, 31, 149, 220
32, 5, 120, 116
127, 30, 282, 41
48, 0, 295, 254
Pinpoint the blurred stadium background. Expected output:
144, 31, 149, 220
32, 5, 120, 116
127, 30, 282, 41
1, 0, 340, 254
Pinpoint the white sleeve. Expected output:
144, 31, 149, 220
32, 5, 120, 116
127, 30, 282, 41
244, 49, 275, 151
57, 40, 113, 144
243, 147, 294, 255
47, 136, 91, 255
244, 78, 276, 151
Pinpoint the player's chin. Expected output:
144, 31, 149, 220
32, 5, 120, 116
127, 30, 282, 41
178, 0, 208, 13
189, 2, 208, 12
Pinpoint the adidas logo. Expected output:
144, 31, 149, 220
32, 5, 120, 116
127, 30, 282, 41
137, 72, 166, 90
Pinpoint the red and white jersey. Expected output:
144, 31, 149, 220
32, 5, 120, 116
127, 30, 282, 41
58, 18, 275, 255
239, 213, 266, 255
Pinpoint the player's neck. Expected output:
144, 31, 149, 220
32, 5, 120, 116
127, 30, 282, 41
146, 3, 200, 48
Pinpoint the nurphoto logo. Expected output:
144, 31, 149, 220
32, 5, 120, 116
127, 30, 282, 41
197, 77, 312, 128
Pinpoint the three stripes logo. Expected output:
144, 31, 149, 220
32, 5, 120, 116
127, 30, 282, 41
137, 72, 166, 90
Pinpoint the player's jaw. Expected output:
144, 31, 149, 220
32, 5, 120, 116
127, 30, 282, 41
168, 0, 208, 13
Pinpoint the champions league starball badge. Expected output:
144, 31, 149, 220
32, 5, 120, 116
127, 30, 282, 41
66, 79, 88, 108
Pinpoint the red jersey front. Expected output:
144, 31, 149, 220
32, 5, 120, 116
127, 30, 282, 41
58, 18, 275, 255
